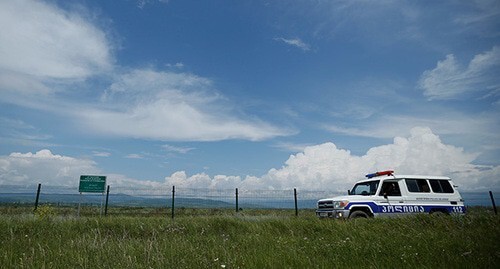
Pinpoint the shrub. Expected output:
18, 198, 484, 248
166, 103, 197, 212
35, 204, 56, 220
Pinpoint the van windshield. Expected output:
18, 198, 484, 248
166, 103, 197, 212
350, 180, 379, 196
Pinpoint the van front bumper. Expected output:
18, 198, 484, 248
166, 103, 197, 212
316, 209, 349, 219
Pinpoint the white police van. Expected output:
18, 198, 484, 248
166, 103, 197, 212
316, 170, 466, 219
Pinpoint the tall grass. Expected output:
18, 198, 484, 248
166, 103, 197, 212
0, 207, 498, 268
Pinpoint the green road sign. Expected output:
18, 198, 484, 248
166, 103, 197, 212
79, 175, 106, 193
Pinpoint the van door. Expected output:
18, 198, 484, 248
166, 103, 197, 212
403, 178, 431, 214
375, 180, 406, 216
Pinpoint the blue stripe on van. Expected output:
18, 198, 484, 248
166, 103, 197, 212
346, 202, 466, 214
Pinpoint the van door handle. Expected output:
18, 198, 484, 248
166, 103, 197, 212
399, 201, 404, 203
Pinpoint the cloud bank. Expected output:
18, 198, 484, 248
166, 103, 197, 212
0, 0, 112, 82
0, 149, 163, 190
419, 46, 500, 100
2, 128, 497, 191
164, 127, 496, 191
76, 69, 290, 141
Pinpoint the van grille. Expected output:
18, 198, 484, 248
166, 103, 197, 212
318, 200, 334, 209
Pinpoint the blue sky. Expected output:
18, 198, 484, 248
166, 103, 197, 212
0, 0, 499, 191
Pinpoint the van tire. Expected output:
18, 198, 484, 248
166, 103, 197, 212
349, 211, 369, 219
430, 209, 447, 216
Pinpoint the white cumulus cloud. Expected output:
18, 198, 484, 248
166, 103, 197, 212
0, 149, 99, 186
0, 149, 163, 190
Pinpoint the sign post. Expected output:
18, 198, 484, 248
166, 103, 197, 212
78, 175, 107, 217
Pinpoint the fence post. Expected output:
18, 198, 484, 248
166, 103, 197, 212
489, 191, 497, 215
34, 183, 41, 212
235, 188, 239, 213
294, 188, 298, 216
77, 192, 82, 217
104, 185, 110, 216
171, 186, 175, 220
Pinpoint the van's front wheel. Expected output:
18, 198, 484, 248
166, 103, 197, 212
349, 211, 368, 219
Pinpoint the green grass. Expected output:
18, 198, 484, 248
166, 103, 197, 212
0, 207, 498, 268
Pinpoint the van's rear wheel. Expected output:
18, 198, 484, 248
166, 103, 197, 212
349, 211, 368, 219
430, 209, 447, 216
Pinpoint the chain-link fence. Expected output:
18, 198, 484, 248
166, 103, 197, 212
0, 184, 497, 217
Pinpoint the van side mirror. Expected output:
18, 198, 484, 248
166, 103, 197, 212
383, 193, 388, 199
347, 190, 351, 195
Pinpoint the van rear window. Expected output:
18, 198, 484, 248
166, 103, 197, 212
429, 179, 454, 193
405, 179, 430, 193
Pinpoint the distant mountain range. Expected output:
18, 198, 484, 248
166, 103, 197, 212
0, 192, 320, 209
0, 193, 232, 208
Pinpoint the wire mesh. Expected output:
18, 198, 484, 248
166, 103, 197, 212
0, 184, 498, 216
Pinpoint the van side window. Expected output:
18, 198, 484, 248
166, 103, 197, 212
379, 182, 401, 196
405, 179, 430, 193
429, 179, 454, 193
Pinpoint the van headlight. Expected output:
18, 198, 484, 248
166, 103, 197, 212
333, 201, 349, 209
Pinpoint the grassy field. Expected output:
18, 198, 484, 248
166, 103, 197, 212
0, 206, 499, 268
